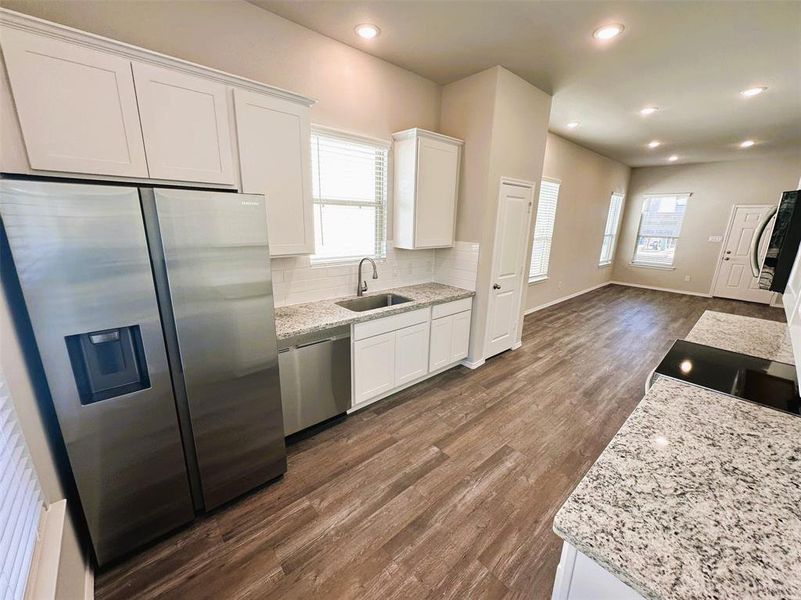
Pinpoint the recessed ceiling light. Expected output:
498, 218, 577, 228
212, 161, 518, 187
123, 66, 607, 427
567, 121, 580, 129
640, 106, 659, 116
668, 155, 679, 162
740, 86, 767, 97
648, 140, 661, 148
354, 23, 380, 39
740, 140, 756, 148
593, 23, 625, 40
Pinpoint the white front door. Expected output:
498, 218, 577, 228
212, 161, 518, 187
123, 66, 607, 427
485, 180, 534, 359
713, 205, 775, 304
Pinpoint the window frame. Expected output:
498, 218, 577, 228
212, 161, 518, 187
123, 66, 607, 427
529, 176, 561, 283
630, 193, 691, 269
598, 192, 625, 267
309, 125, 390, 265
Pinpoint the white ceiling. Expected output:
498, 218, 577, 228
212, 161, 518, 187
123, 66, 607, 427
250, 0, 801, 167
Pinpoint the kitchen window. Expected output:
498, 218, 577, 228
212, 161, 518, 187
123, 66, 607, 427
598, 192, 625, 266
310, 128, 389, 263
631, 193, 691, 268
529, 178, 561, 282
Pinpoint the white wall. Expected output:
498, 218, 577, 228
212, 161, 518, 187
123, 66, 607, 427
441, 66, 551, 362
613, 153, 801, 295
525, 133, 631, 311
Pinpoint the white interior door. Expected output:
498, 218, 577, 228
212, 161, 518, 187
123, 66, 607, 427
713, 205, 775, 304
485, 180, 534, 359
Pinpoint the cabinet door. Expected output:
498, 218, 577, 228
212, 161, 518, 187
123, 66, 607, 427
353, 331, 395, 405
429, 316, 453, 372
450, 310, 471, 362
234, 89, 313, 255
395, 322, 430, 387
132, 62, 235, 184
0, 27, 148, 177
415, 137, 459, 247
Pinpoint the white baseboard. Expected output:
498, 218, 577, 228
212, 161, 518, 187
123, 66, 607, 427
609, 280, 712, 298
524, 281, 611, 315
461, 357, 485, 370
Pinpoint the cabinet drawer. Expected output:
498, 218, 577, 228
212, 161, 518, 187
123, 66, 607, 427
431, 297, 472, 319
353, 308, 429, 341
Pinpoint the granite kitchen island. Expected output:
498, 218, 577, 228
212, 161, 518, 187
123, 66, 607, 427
551, 311, 801, 600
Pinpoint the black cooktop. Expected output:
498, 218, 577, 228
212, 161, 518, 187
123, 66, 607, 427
654, 339, 800, 416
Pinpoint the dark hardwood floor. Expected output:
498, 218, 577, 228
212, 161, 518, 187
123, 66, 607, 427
95, 284, 785, 600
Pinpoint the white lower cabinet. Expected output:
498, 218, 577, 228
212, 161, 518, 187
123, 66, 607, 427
353, 331, 396, 405
395, 322, 430, 386
352, 299, 473, 409
429, 304, 472, 371
451, 310, 471, 362
429, 316, 454, 371
551, 541, 643, 600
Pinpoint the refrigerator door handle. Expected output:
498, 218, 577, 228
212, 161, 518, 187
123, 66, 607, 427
750, 206, 777, 277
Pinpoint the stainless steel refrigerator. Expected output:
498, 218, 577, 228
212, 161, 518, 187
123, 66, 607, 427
0, 179, 286, 566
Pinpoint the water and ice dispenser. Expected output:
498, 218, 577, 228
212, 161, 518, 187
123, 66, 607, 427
65, 325, 150, 404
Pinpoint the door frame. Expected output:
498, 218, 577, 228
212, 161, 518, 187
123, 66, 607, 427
709, 203, 777, 304
483, 176, 537, 360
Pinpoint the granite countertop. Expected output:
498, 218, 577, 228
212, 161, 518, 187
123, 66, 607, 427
553, 377, 801, 600
685, 310, 794, 364
274, 282, 474, 340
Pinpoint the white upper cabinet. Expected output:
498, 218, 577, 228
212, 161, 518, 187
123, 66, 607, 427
0, 10, 314, 190
132, 62, 235, 185
393, 128, 463, 249
0, 26, 148, 177
234, 89, 314, 255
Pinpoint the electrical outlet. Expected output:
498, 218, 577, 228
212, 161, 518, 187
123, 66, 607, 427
684, 275, 691, 282
558, 281, 563, 289
708, 235, 723, 243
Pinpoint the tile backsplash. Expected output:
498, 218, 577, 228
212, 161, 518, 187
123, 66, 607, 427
271, 241, 480, 307
434, 241, 480, 292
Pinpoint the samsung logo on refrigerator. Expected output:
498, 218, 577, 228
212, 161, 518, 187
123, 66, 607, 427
241, 200, 260, 206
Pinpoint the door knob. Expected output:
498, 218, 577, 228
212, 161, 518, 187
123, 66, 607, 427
493, 283, 501, 290
725, 250, 731, 254
723, 257, 730, 261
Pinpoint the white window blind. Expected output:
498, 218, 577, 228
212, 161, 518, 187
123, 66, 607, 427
599, 192, 625, 266
632, 193, 690, 267
310, 128, 389, 263
0, 371, 43, 600
529, 179, 560, 281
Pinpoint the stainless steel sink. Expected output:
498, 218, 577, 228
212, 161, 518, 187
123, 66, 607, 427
336, 294, 413, 312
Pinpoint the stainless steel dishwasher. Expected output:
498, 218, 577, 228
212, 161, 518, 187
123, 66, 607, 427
277, 325, 352, 436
